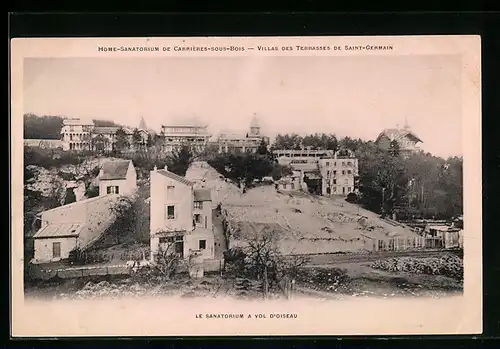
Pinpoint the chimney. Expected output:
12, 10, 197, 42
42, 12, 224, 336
99, 168, 104, 178
164, 165, 168, 171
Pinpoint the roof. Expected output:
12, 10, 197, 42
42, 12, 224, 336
157, 169, 194, 186
100, 160, 131, 180
377, 127, 423, 144
33, 223, 84, 239
194, 188, 212, 202
162, 117, 208, 128
63, 118, 94, 126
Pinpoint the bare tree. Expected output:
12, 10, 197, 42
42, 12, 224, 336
153, 237, 181, 280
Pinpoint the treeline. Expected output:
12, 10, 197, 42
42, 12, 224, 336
272, 133, 463, 220
23, 113, 122, 139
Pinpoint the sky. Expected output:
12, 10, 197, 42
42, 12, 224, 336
23, 55, 462, 158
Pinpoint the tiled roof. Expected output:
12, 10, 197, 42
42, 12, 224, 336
194, 188, 212, 202
157, 169, 194, 186
33, 223, 84, 238
100, 160, 131, 180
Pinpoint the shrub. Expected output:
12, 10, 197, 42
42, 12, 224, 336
371, 254, 463, 280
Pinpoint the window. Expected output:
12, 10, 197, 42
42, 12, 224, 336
347, 170, 352, 175
342, 170, 345, 175
326, 161, 330, 166
199, 240, 207, 250
159, 236, 175, 244
333, 170, 337, 176
107, 186, 119, 194
283, 184, 287, 189
333, 187, 337, 192
347, 161, 352, 166
166, 205, 175, 219
345, 179, 349, 184
52, 242, 61, 258
194, 201, 203, 209
327, 170, 330, 177
333, 179, 337, 184
194, 214, 201, 224
166, 185, 175, 197
291, 183, 295, 190
348, 187, 352, 192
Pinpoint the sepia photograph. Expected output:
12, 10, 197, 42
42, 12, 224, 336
11, 36, 482, 336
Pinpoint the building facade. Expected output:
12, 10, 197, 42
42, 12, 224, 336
160, 122, 212, 153
98, 160, 137, 196
273, 148, 359, 197
318, 152, 359, 196
60, 118, 149, 152
60, 118, 95, 151
31, 194, 119, 264
149, 165, 215, 263
217, 116, 270, 153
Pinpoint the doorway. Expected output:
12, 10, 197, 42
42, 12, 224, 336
175, 241, 184, 258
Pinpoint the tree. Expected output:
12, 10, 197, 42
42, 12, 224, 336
24, 114, 64, 139
271, 163, 293, 181
91, 134, 109, 152
132, 129, 144, 151
64, 188, 77, 205
168, 144, 194, 176
115, 128, 130, 152
257, 139, 269, 155
389, 140, 400, 157
272, 133, 302, 150
108, 193, 150, 244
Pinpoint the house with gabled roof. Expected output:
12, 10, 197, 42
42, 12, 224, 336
376, 124, 423, 157
149, 165, 215, 262
98, 159, 137, 196
31, 194, 120, 264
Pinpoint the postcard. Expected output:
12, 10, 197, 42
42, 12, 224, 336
11, 35, 482, 336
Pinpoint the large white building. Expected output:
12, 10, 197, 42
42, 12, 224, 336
160, 119, 212, 153
216, 116, 270, 154
60, 118, 149, 152
318, 152, 359, 196
60, 118, 95, 151
149, 165, 215, 262
272, 148, 359, 197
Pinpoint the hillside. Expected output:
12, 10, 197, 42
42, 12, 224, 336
184, 161, 419, 255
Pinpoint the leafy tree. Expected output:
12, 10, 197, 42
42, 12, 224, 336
115, 127, 130, 152
167, 144, 194, 176
93, 119, 121, 127
108, 193, 150, 244
257, 139, 269, 155
271, 164, 293, 181
132, 129, 144, 151
91, 134, 109, 152
24, 114, 64, 139
272, 133, 302, 150
389, 140, 400, 157
64, 188, 77, 205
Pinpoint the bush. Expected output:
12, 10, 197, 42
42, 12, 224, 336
371, 254, 463, 280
